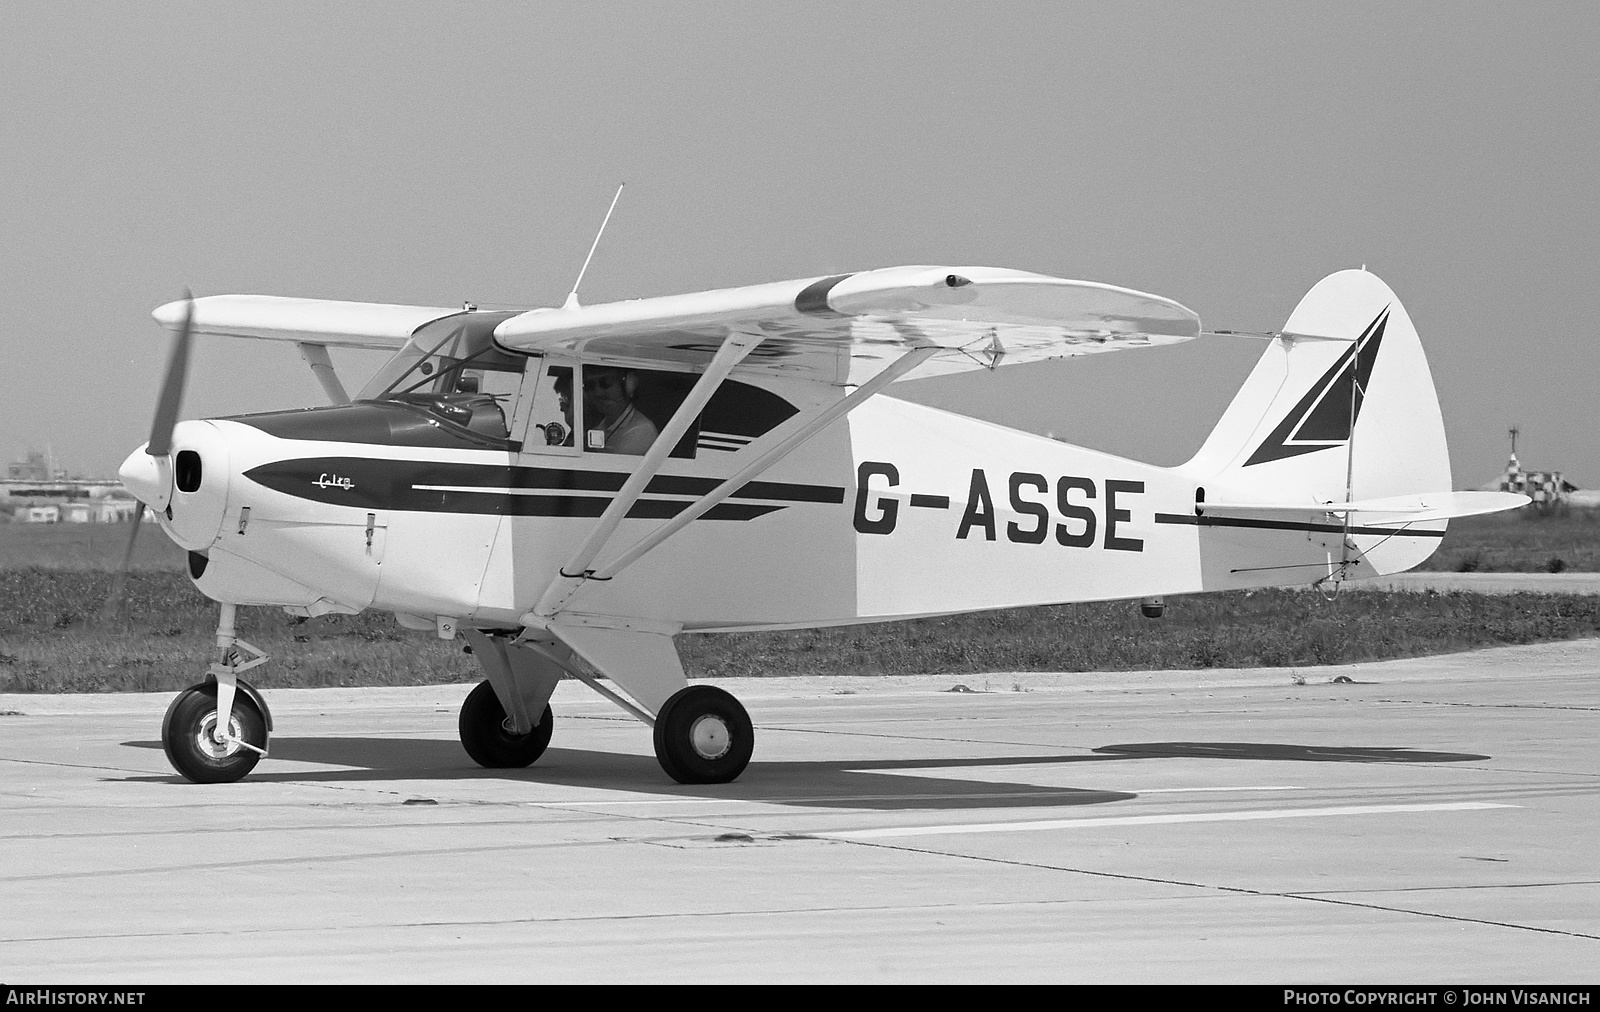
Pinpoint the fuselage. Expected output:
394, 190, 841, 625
122, 386, 1379, 635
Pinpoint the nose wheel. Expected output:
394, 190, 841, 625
161, 681, 267, 783
652, 685, 753, 784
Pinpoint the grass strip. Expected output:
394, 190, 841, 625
2, 569, 1597, 693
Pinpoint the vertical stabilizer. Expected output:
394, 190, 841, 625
1180, 270, 1452, 581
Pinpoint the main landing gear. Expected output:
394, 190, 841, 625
653, 685, 754, 785
453, 678, 754, 784
455, 630, 755, 785
458, 680, 554, 768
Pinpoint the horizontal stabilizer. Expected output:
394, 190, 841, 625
1201, 491, 1529, 524
1202, 329, 1359, 342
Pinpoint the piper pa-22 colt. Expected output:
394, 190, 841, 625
116, 262, 1524, 785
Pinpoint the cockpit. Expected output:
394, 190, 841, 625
355, 310, 526, 444
229, 307, 803, 457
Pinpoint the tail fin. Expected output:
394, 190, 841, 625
1180, 270, 1519, 586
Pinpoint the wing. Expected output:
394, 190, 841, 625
492, 265, 1200, 385
152, 295, 462, 350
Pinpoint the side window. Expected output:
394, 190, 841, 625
527, 363, 577, 451
581, 367, 698, 458
523, 365, 798, 459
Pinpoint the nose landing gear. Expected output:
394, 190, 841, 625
162, 679, 268, 783
160, 602, 272, 784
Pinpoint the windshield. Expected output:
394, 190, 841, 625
356, 310, 527, 442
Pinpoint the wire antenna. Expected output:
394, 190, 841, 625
563, 183, 625, 310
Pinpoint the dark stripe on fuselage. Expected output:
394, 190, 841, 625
1154, 512, 1446, 538
242, 456, 841, 519
417, 491, 783, 521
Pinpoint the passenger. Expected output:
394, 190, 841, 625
582, 367, 659, 454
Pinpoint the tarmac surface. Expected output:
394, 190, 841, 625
3, 639, 1599, 983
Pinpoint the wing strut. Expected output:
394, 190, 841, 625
296, 342, 350, 404
533, 330, 767, 618
582, 344, 940, 585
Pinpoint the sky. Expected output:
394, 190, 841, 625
2, 1, 1596, 486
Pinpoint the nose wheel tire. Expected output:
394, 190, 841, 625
653, 685, 753, 784
161, 682, 267, 784
459, 680, 554, 769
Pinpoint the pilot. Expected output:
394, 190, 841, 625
547, 371, 575, 446
582, 367, 660, 454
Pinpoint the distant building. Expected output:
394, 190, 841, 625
7, 449, 59, 482
1497, 452, 1579, 511
16, 505, 61, 523
60, 500, 141, 523
3, 449, 127, 519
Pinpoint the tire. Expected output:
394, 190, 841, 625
459, 680, 554, 769
161, 682, 267, 784
652, 685, 754, 784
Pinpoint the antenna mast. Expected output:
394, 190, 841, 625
563, 183, 625, 310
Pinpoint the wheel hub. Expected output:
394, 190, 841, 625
688, 714, 731, 760
195, 710, 245, 759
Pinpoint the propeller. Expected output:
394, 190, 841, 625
146, 293, 193, 458
101, 294, 194, 623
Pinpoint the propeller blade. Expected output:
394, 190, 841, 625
99, 501, 146, 624
146, 292, 193, 458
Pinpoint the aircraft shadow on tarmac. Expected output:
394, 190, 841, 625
120, 738, 1129, 810
117, 736, 1490, 811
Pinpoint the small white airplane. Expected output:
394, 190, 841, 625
114, 260, 1525, 785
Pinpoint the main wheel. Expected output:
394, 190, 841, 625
161, 681, 267, 784
459, 680, 554, 768
652, 685, 753, 784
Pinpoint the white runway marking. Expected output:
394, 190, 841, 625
1135, 786, 1304, 793
819, 802, 1516, 840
